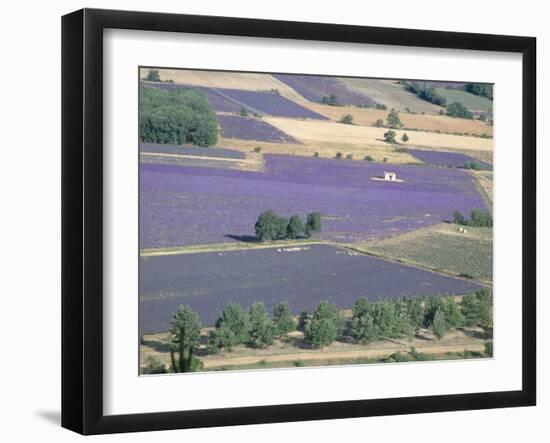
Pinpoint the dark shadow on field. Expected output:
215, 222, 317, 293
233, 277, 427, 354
224, 234, 258, 243
142, 338, 171, 353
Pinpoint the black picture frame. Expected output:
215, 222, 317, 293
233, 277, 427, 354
62, 8, 537, 435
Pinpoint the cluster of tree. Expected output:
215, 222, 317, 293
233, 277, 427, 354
464, 83, 493, 100
208, 302, 296, 353
255, 211, 321, 241
446, 102, 474, 119
453, 209, 493, 227
321, 94, 340, 106
144, 69, 161, 82
404, 82, 447, 107
349, 289, 492, 343
384, 130, 397, 144
143, 289, 493, 373
139, 85, 218, 146
357, 103, 387, 110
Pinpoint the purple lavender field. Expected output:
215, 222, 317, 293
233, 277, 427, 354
408, 149, 493, 170
140, 142, 246, 159
218, 115, 300, 143
140, 154, 487, 249
140, 244, 482, 331
145, 81, 327, 119
273, 74, 377, 106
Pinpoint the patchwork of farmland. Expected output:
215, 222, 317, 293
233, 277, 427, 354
218, 115, 300, 143
273, 74, 377, 106
140, 154, 487, 249
407, 149, 493, 170
139, 244, 482, 332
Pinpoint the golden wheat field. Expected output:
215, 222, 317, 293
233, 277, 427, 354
304, 103, 493, 137
264, 117, 494, 151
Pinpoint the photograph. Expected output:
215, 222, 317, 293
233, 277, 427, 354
138, 67, 495, 374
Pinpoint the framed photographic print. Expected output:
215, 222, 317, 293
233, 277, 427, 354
61, 8, 536, 435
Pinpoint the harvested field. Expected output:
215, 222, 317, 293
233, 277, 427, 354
217, 137, 419, 164
140, 155, 486, 248
435, 88, 493, 112
139, 69, 306, 103
264, 117, 494, 151
303, 103, 493, 137
139, 244, 482, 332
356, 224, 493, 282
340, 78, 444, 114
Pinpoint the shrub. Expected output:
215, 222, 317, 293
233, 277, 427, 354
340, 114, 354, 125
383, 157, 388, 163
484, 341, 494, 357
374, 118, 384, 128
253, 146, 262, 153
321, 94, 339, 106
383, 130, 397, 144
142, 356, 167, 374
273, 302, 296, 336
364, 155, 374, 162
401, 133, 409, 142
346, 154, 353, 160
298, 311, 310, 331
248, 302, 277, 348
335, 151, 343, 159
313, 151, 319, 158
375, 103, 387, 110
240, 107, 249, 117
431, 308, 447, 339
479, 113, 487, 122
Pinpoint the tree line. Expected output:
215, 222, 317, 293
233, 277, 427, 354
255, 211, 321, 242
453, 209, 493, 228
139, 84, 218, 146
143, 289, 492, 374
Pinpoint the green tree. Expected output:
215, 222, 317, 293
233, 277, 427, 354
169, 305, 202, 372
446, 102, 474, 119
401, 132, 409, 142
453, 210, 466, 225
248, 302, 277, 348
304, 301, 341, 348
340, 114, 354, 124
364, 155, 374, 162
431, 308, 447, 339
461, 289, 493, 329
407, 297, 427, 332
145, 69, 161, 81
209, 303, 251, 352
383, 130, 397, 144
335, 151, 343, 159
305, 212, 322, 238
240, 107, 249, 117
442, 298, 464, 328
287, 215, 305, 239
273, 302, 296, 337
322, 94, 339, 106
255, 210, 280, 241
386, 108, 403, 128
142, 356, 168, 374
349, 298, 378, 343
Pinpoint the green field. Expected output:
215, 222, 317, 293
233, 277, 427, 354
435, 88, 493, 112
356, 224, 493, 283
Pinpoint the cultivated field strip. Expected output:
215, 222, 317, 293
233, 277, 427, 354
264, 117, 494, 151
139, 244, 482, 332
